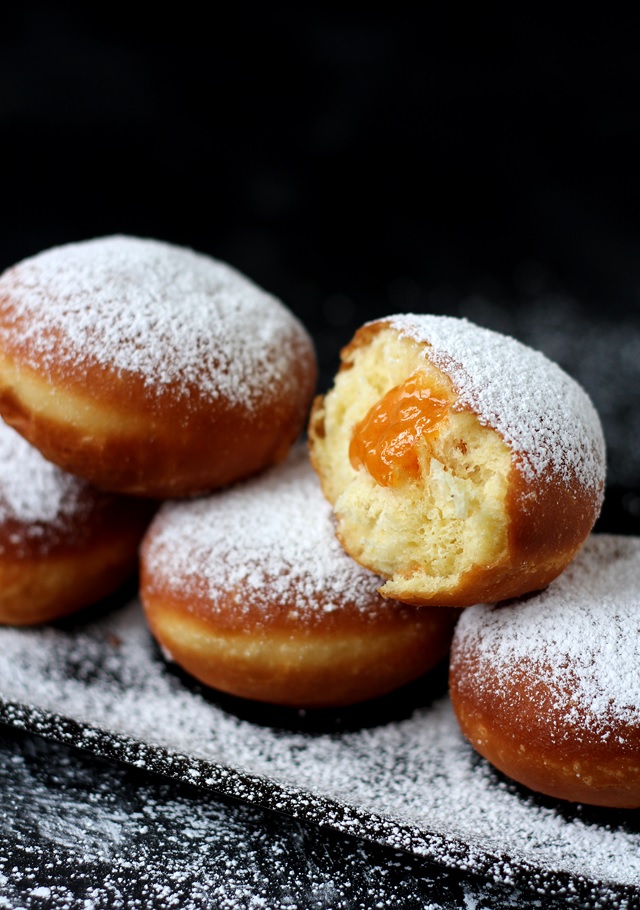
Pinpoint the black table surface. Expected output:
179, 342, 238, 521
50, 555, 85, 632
0, 723, 572, 910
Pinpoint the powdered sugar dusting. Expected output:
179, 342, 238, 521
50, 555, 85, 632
144, 445, 393, 620
0, 235, 313, 407
0, 731, 558, 910
452, 533, 640, 736
388, 314, 606, 490
0, 419, 91, 552
0, 597, 637, 905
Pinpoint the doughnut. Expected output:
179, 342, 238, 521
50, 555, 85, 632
139, 446, 458, 708
308, 314, 606, 608
0, 418, 154, 625
449, 534, 640, 809
0, 235, 317, 498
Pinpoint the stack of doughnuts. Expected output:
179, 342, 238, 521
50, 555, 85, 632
4, 234, 637, 808
0, 234, 316, 624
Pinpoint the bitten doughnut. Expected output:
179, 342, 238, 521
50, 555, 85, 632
449, 534, 640, 808
308, 314, 606, 607
0, 419, 153, 625
0, 235, 317, 497
140, 446, 458, 708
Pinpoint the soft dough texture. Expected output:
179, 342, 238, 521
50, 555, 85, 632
308, 314, 606, 607
449, 534, 640, 808
0, 419, 153, 625
0, 235, 317, 497
140, 446, 458, 708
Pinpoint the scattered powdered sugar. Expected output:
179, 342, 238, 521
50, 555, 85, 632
144, 445, 392, 620
387, 314, 606, 491
452, 533, 640, 737
0, 235, 312, 407
0, 585, 638, 905
0, 730, 552, 910
0, 420, 92, 553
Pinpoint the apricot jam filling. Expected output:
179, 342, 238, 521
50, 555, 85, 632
349, 373, 449, 486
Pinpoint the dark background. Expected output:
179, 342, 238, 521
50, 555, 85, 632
2, 7, 640, 493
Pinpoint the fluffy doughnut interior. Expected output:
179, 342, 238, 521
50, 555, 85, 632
310, 328, 512, 603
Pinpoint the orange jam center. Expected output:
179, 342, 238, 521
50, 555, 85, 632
349, 373, 449, 486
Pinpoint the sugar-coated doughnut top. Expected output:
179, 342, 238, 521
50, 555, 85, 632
386, 314, 606, 490
144, 446, 394, 620
0, 420, 93, 552
0, 235, 312, 407
452, 533, 640, 738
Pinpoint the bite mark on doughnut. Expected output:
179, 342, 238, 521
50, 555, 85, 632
310, 325, 512, 604
308, 315, 605, 607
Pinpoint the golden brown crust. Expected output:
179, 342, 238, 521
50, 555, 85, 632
449, 653, 640, 809
0, 350, 315, 498
0, 495, 154, 625
141, 581, 457, 708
